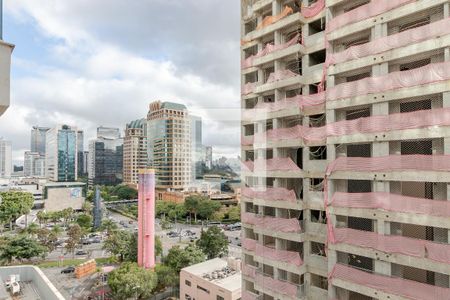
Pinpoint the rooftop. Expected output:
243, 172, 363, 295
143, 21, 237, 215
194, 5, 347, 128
182, 258, 241, 292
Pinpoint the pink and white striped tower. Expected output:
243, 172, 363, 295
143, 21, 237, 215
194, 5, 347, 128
137, 169, 155, 269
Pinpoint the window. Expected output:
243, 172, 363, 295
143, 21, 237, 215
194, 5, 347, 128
185, 280, 191, 287
197, 285, 210, 294
217, 296, 225, 300
185, 294, 192, 300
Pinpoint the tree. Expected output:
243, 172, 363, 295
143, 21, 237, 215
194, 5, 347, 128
165, 245, 206, 273
100, 219, 118, 234
114, 185, 138, 200
227, 205, 241, 221
36, 211, 49, 228
82, 201, 93, 213
103, 230, 133, 261
0, 191, 34, 230
37, 228, 58, 256
60, 208, 74, 228
197, 200, 221, 221
167, 203, 187, 221
155, 236, 163, 258
76, 213, 93, 229
196, 226, 228, 259
65, 224, 82, 258
0, 235, 47, 263
184, 195, 203, 223
108, 262, 158, 300
21, 222, 40, 237
155, 264, 178, 291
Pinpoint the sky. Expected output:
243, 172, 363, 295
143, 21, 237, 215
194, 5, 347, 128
0, 0, 241, 165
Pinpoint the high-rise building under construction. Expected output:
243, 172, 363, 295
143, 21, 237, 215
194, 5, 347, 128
240, 0, 450, 299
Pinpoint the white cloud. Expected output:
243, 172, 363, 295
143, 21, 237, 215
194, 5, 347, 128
1, 0, 241, 164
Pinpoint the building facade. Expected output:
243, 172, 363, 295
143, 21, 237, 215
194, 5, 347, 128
45, 125, 78, 182
0, 138, 11, 178
190, 115, 203, 180
88, 127, 123, 186
147, 101, 191, 191
123, 119, 148, 186
0, 30, 14, 118
77, 130, 85, 177
31, 126, 50, 155
24, 151, 45, 177
241, 1, 450, 299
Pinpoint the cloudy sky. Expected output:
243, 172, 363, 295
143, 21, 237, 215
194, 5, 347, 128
0, 0, 241, 165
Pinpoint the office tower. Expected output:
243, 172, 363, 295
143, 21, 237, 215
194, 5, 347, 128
137, 169, 156, 269
204, 145, 213, 169
240, 1, 450, 299
77, 130, 85, 177
147, 101, 191, 191
83, 151, 89, 175
24, 151, 45, 177
0, 138, 11, 178
190, 115, 203, 180
45, 124, 78, 182
30, 126, 50, 155
88, 126, 123, 186
123, 118, 148, 186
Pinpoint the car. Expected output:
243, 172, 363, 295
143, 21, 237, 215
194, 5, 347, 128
208, 221, 221, 227
61, 266, 75, 274
119, 220, 125, 225
92, 237, 102, 243
76, 250, 88, 256
128, 220, 133, 224
237, 242, 242, 247
82, 239, 91, 245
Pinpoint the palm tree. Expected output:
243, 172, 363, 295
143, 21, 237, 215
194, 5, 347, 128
100, 219, 118, 235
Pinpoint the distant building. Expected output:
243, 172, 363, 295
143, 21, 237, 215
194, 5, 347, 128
180, 258, 241, 300
147, 101, 191, 191
83, 151, 89, 175
45, 124, 78, 182
24, 151, 45, 177
30, 126, 50, 155
77, 130, 85, 177
190, 115, 203, 181
203, 145, 212, 169
43, 182, 85, 212
88, 126, 123, 186
0, 35, 14, 117
123, 119, 148, 186
0, 138, 11, 178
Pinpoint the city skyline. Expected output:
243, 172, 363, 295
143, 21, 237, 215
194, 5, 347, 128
0, 0, 241, 164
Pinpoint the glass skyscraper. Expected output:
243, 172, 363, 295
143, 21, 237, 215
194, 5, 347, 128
31, 126, 50, 155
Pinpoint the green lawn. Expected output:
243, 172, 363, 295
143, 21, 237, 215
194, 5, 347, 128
37, 257, 112, 268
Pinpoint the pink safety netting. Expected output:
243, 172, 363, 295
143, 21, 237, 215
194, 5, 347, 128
327, 18, 450, 66
242, 157, 301, 172
255, 273, 298, 298
301, 0, 325, 18
242, 212, 302, 233
245, 107, 450, 146
242, 238, 257, 252
326, 0, 415, 32
242, 33, 301, 69
331, 192, 450, 218
330, 264, 450, 300
255, 243, 303, 266
327, 61, 450, 101
242, 82, 257, 95
333, 228, 450, 263
241, 187, 297, 202
326, 154, 450, 176
242, 92, 325, 120
242, 291, 259, 300
242, 264, 257, 279
266, 69, 299, 84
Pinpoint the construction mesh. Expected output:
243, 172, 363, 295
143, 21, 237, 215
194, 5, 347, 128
255, 243, 303, 266
326, 0, 416, 32
242, 212, 302, 233
301, 0, 325, 18
255, 272, 298, 298
330, 264, 450, 300
242, 187, 297, 202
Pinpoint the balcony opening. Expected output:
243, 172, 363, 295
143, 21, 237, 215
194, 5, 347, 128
263, 235, 275, 248
347, 144, 371, 157
282, 26, 301, 44
309, 113, 325, 127
286, 88, 302, 98
392, 263, 439, 286
265, 177, 275, 188
265, 149, 273, 160
263, 264, 274, 276
401, 140, 432, 155
400, 99, 432, 113
296, 147, 303, 169
287, 241, 303, 258
245, 150, 255, 162
348, 216, 373, 232
346, 107, 370, 120
245, 19, 257, 35
348, 253, 374, 272
244, 45, 258, 59
263, 66, 275, 83
245, 202, 254, 213
286, 59, 302, 76
245, 71, 258, 84
287, 178, 303, 199
284, 0, 301, 14
346, 71, 371, 82
309, 49, 326, 67
263, 206, 275, 217
400, 58, 431, 72
311, 273, 328, 290
310, 178, 324, 192
309, 146, 327, 160
311, 209, 326, 224
308, 17, 325, 35
311, 241, 326, 256
348, 179, 371, 193
244, 124, 255, 136
388, 5, 442, 35
245, 97, 258, 109
265, 119, 273, 131
263, 94, 275, 104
